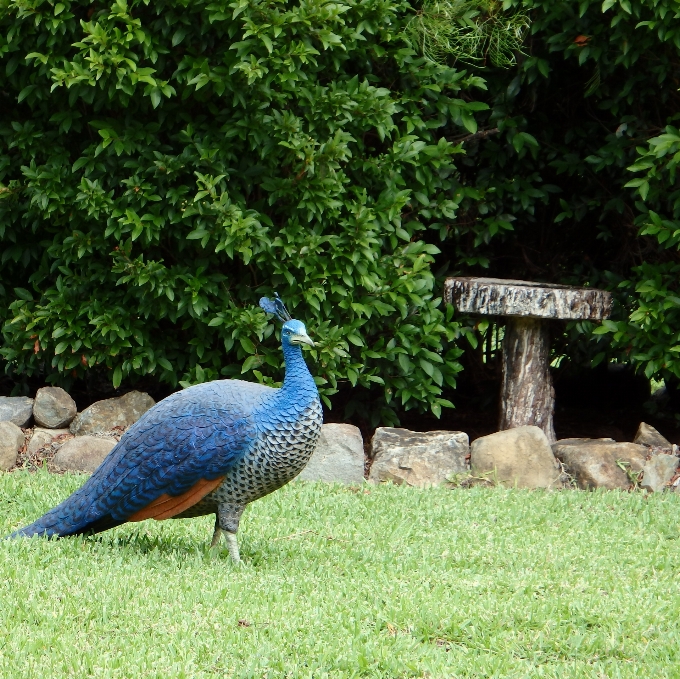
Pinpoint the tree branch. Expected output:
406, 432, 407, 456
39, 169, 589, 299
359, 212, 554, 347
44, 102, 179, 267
449, 127, 500, 144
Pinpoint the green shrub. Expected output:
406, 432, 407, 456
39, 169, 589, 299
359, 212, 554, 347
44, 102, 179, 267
0, 0, 492, 421
595, 125, 680, 382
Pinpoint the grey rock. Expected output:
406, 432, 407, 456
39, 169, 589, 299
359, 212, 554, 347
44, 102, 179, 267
52, 436, 116, 473
553, 439, 647, 490
33, 387, 77, 429
119, 391, 156, 420
369, 428, 469, 487
70, 391, 155, 435
0, 421, 25, 470
27, 428, 70, 456
634, 422, 672, 450
297, 424, 364, 484
0, 396, 34, 427
641, 454, 679, 492
470, 426, 562, 489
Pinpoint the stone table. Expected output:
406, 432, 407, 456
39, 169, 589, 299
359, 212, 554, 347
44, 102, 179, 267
444, 277, 612, 443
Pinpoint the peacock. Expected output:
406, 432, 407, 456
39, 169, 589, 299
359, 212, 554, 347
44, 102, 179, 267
9, 296, 322, 563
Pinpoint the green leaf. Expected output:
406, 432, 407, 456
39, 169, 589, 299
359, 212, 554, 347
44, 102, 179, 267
398, 353, 411, 373
13, 287, 33, 301
241, 355, 262, 373
131, 222, 144, 240
157, 357, 173, 371
72, 157, 89, 172
520, 132, 539, 148
17, 85, 36, 103
112, 367, 123, 388
261, 34, 273, 53
172, 27, 187, 46
460, 112, 477, 134
239, 337, 256, 354
54, 342, 69, 355
419, 358, 434, 377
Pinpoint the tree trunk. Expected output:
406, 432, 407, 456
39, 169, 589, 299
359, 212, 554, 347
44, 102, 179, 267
499, 318, 556, 443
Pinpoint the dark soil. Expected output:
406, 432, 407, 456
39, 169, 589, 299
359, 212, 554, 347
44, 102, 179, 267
326, 361, 680, 448
390, 403, 680, 445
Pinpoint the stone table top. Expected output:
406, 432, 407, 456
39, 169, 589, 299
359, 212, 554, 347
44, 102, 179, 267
444, 276, 612, 320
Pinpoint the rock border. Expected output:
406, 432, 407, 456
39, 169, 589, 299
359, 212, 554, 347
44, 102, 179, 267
2, 384, 679, 491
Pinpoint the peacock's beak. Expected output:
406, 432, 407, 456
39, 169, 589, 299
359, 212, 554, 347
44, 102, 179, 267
292, 332, 315, 347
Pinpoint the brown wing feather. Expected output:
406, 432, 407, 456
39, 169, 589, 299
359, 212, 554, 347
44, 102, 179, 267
127, 477, 225, 522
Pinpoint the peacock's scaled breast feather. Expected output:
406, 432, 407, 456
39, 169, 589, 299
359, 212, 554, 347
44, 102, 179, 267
173, 393, 323, 518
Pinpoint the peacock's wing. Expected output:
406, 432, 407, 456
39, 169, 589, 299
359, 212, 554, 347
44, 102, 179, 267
12, 380, 275, 537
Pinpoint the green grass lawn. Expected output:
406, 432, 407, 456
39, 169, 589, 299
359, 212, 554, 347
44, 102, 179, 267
0, 472, 679, 678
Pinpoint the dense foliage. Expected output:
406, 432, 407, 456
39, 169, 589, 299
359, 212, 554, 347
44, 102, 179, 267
2, 0, 680, 421
0, 0, 492, 421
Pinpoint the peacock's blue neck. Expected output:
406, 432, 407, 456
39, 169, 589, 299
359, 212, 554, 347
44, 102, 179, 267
279, 341, 318, 404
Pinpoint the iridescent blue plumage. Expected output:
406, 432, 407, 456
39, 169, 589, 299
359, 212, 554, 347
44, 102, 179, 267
10, 310, 322, 562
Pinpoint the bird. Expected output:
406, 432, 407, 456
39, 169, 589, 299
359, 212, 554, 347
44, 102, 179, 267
9, 296, 322, 563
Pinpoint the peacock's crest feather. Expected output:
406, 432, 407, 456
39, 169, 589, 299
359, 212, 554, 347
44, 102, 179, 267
259, 293, 292, 323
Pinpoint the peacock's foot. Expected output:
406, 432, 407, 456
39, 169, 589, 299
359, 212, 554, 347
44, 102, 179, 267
208, 528, 240, 563
210, 521, 222, 549
225, 532, 241, 564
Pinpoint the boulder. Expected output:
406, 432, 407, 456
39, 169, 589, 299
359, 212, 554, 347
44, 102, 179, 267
641, 454, 679, 493
0, 421, 25, 470
70, 391, 155, 436
470, 426, 562, 489
553, 439, 647, 490
27, 428, 70, 456
33, 387, 77, 429
297, 424, 364, 484
368, 428, 469, 487
52, 436, 116, 473
634, 422, 672, 450
0, 396, 34, 427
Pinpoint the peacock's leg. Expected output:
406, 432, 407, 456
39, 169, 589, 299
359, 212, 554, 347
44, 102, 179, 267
215, 503, 245, 563
210, 516, 222, 548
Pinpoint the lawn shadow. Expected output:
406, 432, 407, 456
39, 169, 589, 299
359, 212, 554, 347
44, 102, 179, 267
84, 525, 222, 559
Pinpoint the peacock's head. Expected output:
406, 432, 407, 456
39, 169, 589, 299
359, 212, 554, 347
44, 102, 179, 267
281, 319, 315, 347
259, 295, 315, 348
